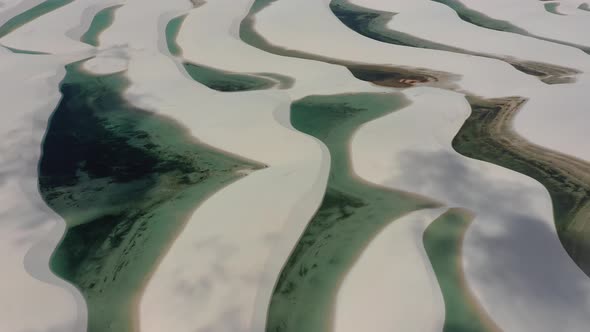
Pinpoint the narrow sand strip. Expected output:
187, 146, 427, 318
0, 52, 86, 332
0, 0, 123, 54
251, 0, 590, 161
334, 208, 447, 332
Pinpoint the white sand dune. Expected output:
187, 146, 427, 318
334, 208, 447, 332
0, 1, 134, 331
351, 87, 590, 331
348, 0, 590, 71
0, 0, 123, 55
342, 0, 590, 163
1, 0, 589, 332
453, 0, 590, 48
0, 53, 86, 332
176, 0, 388, 100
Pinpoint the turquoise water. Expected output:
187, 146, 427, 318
41, 60, 262, 332
165, 14, 186, 56
266, 93, 438, 332
544, 3, 565, 15
183, 62, 277, 91
424, 209, 496, 332
80, 5, 121, 46
0, 0, 74, 38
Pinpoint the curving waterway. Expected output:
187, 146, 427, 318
267, 93, 439, 332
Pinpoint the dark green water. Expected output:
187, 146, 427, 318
4, 45, 48, 54
544, 2, 564, 15
40, 61, 262, 332
0, 0, 74, 38
183, 62, 277, 92
424, 209, 495, 332
80, 5, 121, 47
165, 14, 186, 56
266, 93, 438, 332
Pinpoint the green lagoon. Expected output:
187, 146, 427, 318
40, 60, 262, 332
266, 93, 438, 332
424, 209, 496, 332
0, 0, 74, 38
80, 5, 121, 47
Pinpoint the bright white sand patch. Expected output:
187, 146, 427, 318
0, 53, 86, 332
334, 208, 446, 332
351, 87, 590, 331
82, 47, 128, 74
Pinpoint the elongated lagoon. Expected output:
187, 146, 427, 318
164, 15, 287, 91
40, 60, 262, 332
80, 5, 121, 47
0, 0, 74, 38
266, 93, 438, 332
424, 208, 498, 332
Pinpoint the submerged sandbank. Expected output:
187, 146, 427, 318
41, 59, 262, 332
267, 93, 439, 332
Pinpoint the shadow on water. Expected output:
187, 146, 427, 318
39, 60, 262, 332
266, 93, 439, 332
394, 148, 590, 329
